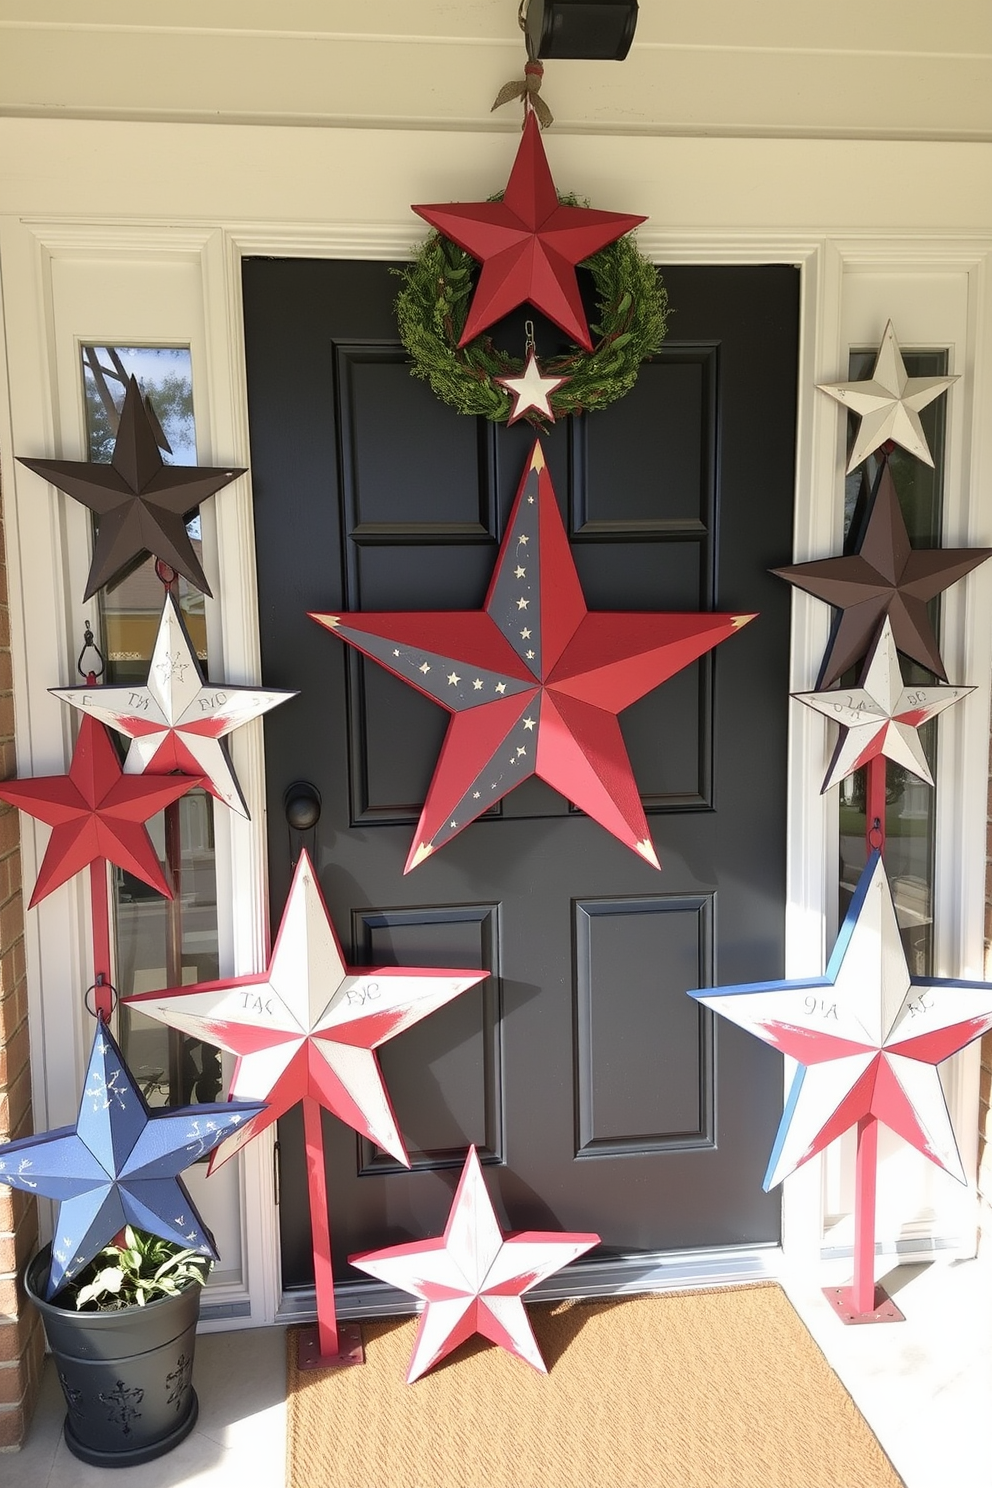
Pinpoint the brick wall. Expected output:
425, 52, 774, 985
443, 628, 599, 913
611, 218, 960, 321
0, 495, 42, 1449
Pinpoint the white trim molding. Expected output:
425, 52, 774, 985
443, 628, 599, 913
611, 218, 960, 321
2, 122, 992, 1321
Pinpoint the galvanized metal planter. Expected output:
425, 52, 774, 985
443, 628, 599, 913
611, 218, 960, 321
25, 1245, 203, 1467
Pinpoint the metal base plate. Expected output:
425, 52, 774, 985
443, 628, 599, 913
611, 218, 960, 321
823, 1284, 906, 1325
296, 1321, 365, 1370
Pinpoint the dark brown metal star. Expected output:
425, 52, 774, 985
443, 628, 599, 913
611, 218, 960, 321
18, 375, 244, 600
772, 459, 992, 686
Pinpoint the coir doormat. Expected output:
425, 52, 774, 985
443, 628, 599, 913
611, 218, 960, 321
286, 1284, 903, 1488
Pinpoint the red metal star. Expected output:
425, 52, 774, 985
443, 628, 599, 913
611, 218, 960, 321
0, 713, 199, 906
312, 441, 753, 872
413, 111, 646, 351
350, 1145, 599, 1382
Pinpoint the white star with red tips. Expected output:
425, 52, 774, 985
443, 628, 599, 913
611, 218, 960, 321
50, 591, 296, 818
349, 1145, 598, 1383
496, 352, 570, 425
817, 320, 958, 473
124, 850, 487, 1171
794, 616, 973, 792
689, 852, 992, 1190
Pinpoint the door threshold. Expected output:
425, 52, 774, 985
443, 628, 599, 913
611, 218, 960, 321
276, 1242, 784, 1323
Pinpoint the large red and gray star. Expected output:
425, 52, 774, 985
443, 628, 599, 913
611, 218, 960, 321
413, 110, 645, 351
0, 1019, 264, 1297
350, 1145, 598, 1382
312, 441, 753, 872
50, 592, 295, 818
125, 850, 487, 1171
689, 852, 992, 1191
794, 616, 973, 793
18, 374, 244, 600
0, 713, 199, 907
773, 459, 992, 687
817, 321, 958, 473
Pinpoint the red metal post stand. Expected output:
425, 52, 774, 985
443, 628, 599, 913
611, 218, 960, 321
823, 755, 904, 1325
89, 860, 114, 1022
296, 1096, 364, 1370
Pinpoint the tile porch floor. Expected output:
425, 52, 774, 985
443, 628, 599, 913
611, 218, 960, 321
8, 1251, 992, 1487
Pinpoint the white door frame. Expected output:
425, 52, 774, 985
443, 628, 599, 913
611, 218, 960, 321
1, 122, 990, 1327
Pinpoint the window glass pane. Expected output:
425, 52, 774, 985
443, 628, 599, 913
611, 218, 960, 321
837, 349, 946, 976
80, 345, 220, 1105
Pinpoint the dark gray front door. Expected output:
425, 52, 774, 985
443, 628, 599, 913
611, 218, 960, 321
241, 260, 798, 1292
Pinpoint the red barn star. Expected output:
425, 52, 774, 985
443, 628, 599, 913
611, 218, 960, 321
413, 110, 646, 350
312, 441, 753, 872
0, 713, 198, 906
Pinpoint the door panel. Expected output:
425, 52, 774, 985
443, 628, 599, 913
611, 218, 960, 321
242, 259, 799, 1289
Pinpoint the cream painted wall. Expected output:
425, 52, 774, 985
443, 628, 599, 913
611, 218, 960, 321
1, 2, 992, 141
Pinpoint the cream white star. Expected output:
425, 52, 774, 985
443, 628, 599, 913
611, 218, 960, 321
495, 682, 507, 694
517, 598, 529, 610
473, 678, 484, 690
515, 566, 526, 579
794, 616, 972, 792
523, 717, 536, 730
496, 352, 570, 426
447, 672, 461, 686
818, 320, 958, 472
419, 662, 431, 674
520, 628, 531, 639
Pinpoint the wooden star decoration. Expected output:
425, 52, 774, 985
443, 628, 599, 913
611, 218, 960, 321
125, 849, 487, 1171
18, 375, 245, 600
689, 852, 992, 1191
794, 615, 973, 792
0, 1018, 265, 1296
51, 591, 296, 819
413, 110, 645, 351
817, 321, 958, 473
312, 441, 753, 873
0, 713, 199, 907
496, 351, 570, 424
350, 1145, 599, 1382
773, 458, 992, 687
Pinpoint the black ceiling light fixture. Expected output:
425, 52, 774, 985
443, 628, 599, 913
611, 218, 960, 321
522, 0, 639, 61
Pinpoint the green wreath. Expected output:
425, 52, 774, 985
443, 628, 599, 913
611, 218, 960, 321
394, 198, 668, 426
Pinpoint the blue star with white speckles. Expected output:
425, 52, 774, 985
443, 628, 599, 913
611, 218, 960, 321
0, 1019, 265, 1296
